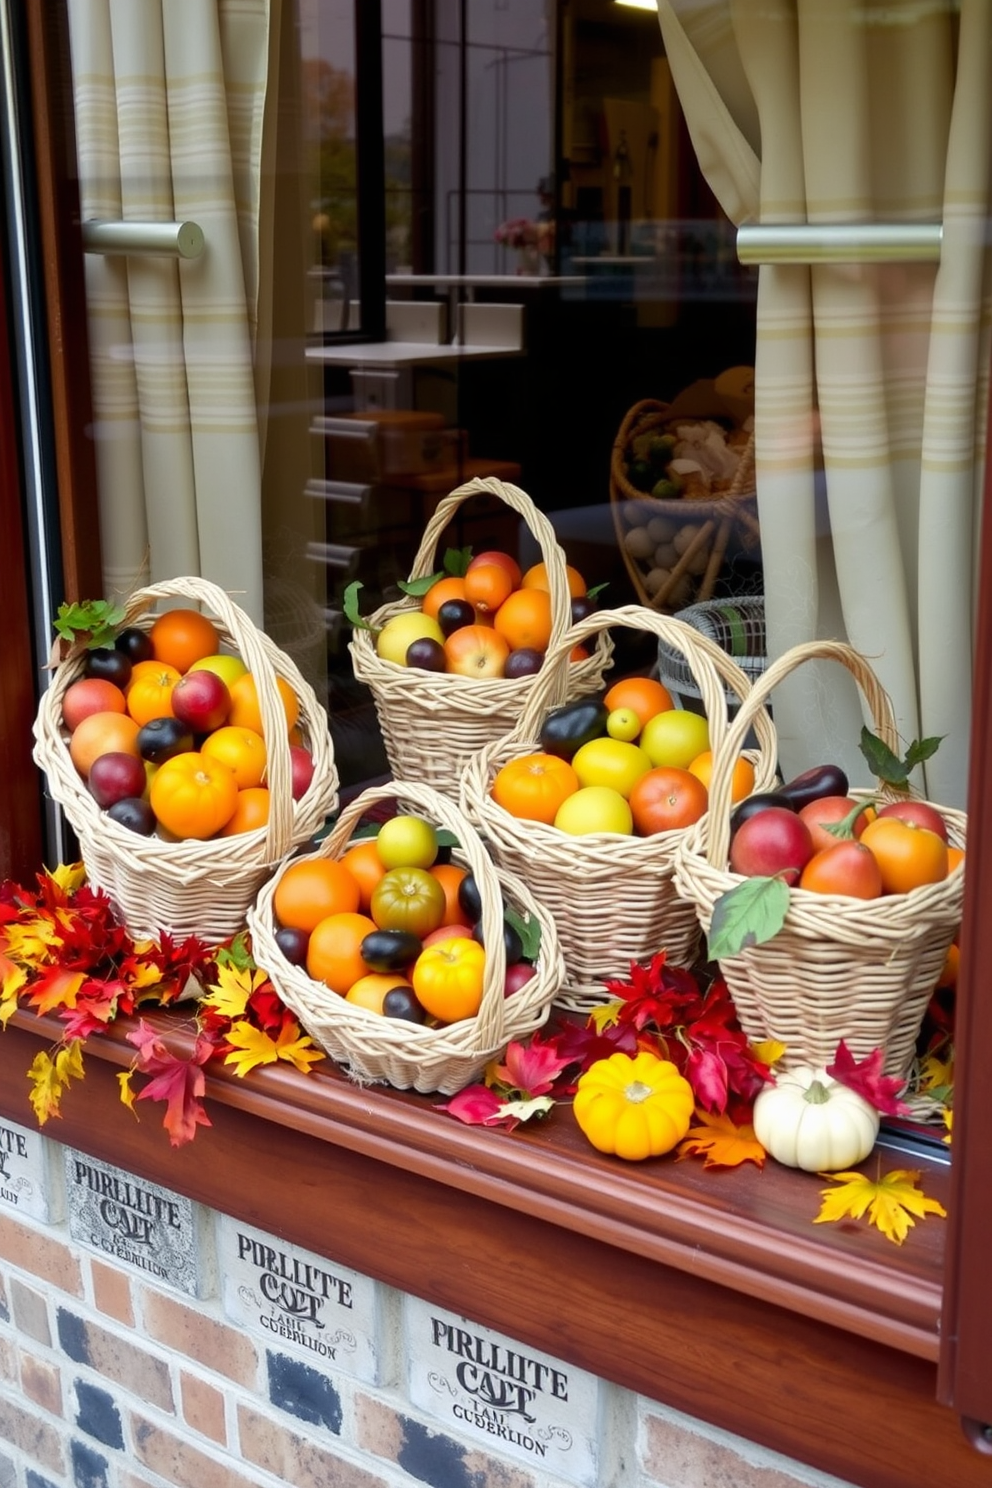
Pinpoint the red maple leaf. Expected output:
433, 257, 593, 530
491, 1035, 571, 1098
58, 978, 134, 1040
551, 1017, 638, 1074
826, 1040, 911, 1117
126, 1021, 214, 1146
436, 1085, 506, 1126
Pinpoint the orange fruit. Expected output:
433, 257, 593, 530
306, 911, 377, 993
798, 841, 884, 899
125, 661, 182, 726
521, 561, 586, 598
859, 817, 949, 895
68, 711, 142, 778
464, 563, 515, 615
274, 858, 361, 934
149, 608, 220, 673
937, 941, 959, 989
200, 725, 267, 789
469, 550, 523, 589
429, 862, 470, 926
947, 846, 965, 874
218, 786, 270, 836
345, 973, 414, 1014
340, 839, 389, 911
491, 753, 580, 824
422, 576, 468, 621
603, 676, 674, 729
62, 677, 127, 732
493, 589, 553, 653
688, 750, 755, 804
149, 752, 239, 839
227, 672, 299, 736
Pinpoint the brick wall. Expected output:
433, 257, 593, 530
0, 1119, 857, 1488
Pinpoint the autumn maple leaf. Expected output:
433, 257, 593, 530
826, 1041, 911, 1117
488, 1036, 571, 1098
221, 1018, 325, 1077
435, 1083, 541, 1132
814, 1168, 946, 1245
677, 1110, 766, 1169
552, 1015, 638, 1073
27, 1039, 85, 1124
58, 978, 132, 1040
126, 1021, 214, 1147
27, 967, 86, 1016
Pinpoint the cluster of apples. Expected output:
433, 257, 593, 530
60, 610, 314, 841
727, 764, 961, 897
374, 550, 596, 680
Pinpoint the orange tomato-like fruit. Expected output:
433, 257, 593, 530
68, 711, 142, 778
125, 661, 182, 726
200, 725, 267, 789
468, 550, 523, 589
687, 750, 755, 804
464, 563, 515, 615
227, 672, 300, 736
149, 751, 239, 839
218, 786, 271, 836
797, 795, 871, 853
306, 911, 377, 994
273, 858, 361, 934
798, 841, 884, 899
340, 839, 389, 911
493, 589, 553, 653
602, 676, 674, 729
422, 575, 469, 621
443, 624, 510, 678
491, 752, 580, 824
947, 845, 965, 875
345, 972, 414, 1014
149, 608, 220, 673
429, 862, 470, 926
859, 817, 949, 895
412, 937, 487, 1022
628, 767, 708, 836
937, 941, 959, 989
521, 561, 586, 598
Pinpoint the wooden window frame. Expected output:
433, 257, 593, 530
9, 0, 992, 1474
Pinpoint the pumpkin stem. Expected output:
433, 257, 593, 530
625, 1080, 654, 1104
803, 1079, 831, 1104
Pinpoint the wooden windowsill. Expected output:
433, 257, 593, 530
0, 1006, 977, 1488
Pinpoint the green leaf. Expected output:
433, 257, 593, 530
859, 727, 944, 786
904, 735, 944, 772
707, 876, 790, 959
398, 573, 443, 598
343, 580, 375, 633
435, 829, 460, 848
505, 905, 542, 962
53, 599, 126, 649
585, 581, 609, 600
823, 798, 876, 841
215, 931, 255, 972
443, 546, 473, 578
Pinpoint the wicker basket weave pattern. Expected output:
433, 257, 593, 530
672, 641, 966, 1077
348, 476, 613, 790
460, 604, 779, 1011
33, 577, 339, 943
247, 780, 565, 1094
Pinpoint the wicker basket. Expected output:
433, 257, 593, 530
610, 398, 759, 612
460, 604, 779, 1012
348, 475, 613, 792
33, 577, 339, 943
247, 780, 565, 1094
672, 641, 967, 1078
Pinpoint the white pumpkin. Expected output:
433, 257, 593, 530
752, 1066, 881, 1172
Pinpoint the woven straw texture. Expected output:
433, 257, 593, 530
673, 641, 966, 1078
610, 398, 759, 612
33, 577, 339, 943
460, 604, 779, 1011
348, 476, 613, 792
247, 780, 565, 1094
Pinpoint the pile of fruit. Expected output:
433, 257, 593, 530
60, 609, 315, 840
270, 814, 538, 1026
725, 766, 963, 898
372, 550, 596, 680
488, 675, 755, 838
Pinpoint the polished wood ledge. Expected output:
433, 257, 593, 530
2, 1008, 986, 1488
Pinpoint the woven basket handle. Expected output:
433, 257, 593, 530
322, 781, 511, 1049
504, 604, 778, 788
115, 577, 297, 861
703, 640, 901, 867
408, 477, 574, 651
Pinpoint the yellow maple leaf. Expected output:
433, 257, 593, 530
203, 960, 269, 1021
942, 1109, 953, 1145
5, 918, 60, 965
26, 1039, 85, 1125
676, 1110, 766, 1169
117, 1070, 137, 1112
0, 958, 28, 1024
48, 863, 87, 896
918, 1049, 954, 1093
815, 1168, 947, 1245
222, 1018, 325, 1077
752, 1038, 787, 1068
588, 1001, 622, 1033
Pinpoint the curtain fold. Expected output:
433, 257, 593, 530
68, 0, 270, 625
658, 0, 991, 807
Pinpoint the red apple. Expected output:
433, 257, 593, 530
88, 751, 149, 808
729, 806, 815, 885
876, 799, 948, 843
171, 669, 231, 734
289, 745, 315, 801
62, 677, 127, 732
797, 795, 871, 853
504, 962, 536, 998
422, 923, 473, 948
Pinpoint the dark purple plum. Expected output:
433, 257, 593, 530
437, 599, 477, 637
137, 716, 194, 763
114, 627, 155, 664
84, 647, 132, 689
570, 595, 597, 623
383, 986, 428, 1023
504, 648, 544, 678
275, 926, 310, 965
406, 637, 447, 671
106, 796, 156, 835
88, 752, 148, 808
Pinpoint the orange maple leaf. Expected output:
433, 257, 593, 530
676, 1110, 766, 1169
27, 967, 86, 1016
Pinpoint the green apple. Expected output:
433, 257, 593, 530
376, 612, 445, 666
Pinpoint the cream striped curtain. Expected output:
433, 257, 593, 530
67, 0, 271, 625
658, 0, 991, 808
